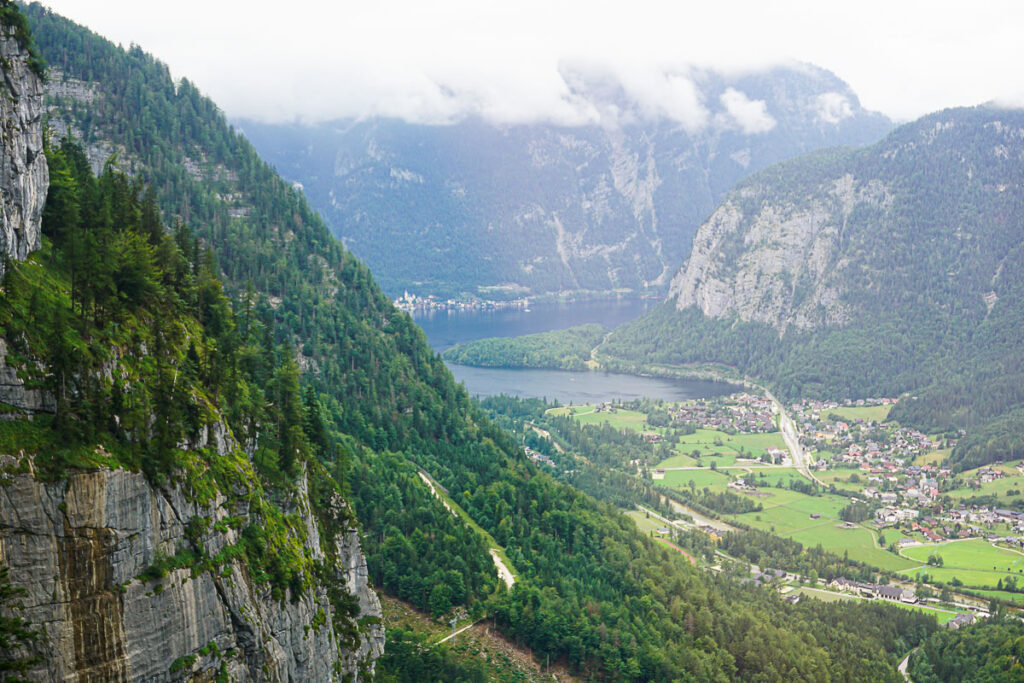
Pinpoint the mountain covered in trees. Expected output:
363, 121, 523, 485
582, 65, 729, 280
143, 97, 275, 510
603, 105, 1024, 471
0, 3, 965, 681
237, 66, 890, 300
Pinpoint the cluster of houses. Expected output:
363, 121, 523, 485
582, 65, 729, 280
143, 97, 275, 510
670, 393, 776, 434
829, 577, 917, 603
524, 446, 555, 467
826, 578, 982, 628
875, 504, 1024, 542
742, 567, 788, 588
393, 290, 527, 314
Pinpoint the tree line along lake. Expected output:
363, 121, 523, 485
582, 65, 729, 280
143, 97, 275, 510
413, 298, 737, 404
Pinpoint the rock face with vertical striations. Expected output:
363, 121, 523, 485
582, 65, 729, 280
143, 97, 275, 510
0, 445, 384, 682
0, 26, 47, 270
668, 172, 892, 332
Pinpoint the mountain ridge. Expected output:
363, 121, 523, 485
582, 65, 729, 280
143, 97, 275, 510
237, 63, 891, 299
604, 104, 1024, 469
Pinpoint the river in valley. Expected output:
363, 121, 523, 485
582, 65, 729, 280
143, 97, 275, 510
413, 298, 737, 404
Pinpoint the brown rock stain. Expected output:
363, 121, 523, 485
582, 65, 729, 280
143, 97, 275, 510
57, 489, 128, 682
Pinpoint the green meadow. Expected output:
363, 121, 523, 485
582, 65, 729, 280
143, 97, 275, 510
899, 539, 1024, 588
561, 405, 650, 431
672, 429, 786, 459
728, 487, 917, 572
660, 468, 732, 489
825, 404, 893, 423
625, 509, 670, 534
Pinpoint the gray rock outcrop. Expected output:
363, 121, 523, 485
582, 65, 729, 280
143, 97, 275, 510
669, 175, 892, 331
0, 27, 47, 270
0, 338, 56, 416
0, 454, 383, 681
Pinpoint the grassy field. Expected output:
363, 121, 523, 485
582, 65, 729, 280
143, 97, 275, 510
813, 468, 867, 487
665, 429, 786, 462
914, 448, 951, 466
655, 452, 701, 468
625, 509, 670, 534
565, 406, 650, 431
797, 587, 854, 603
824, 404, 893, 422
968, 588, 1024, 604
944, 465, 1024, 500
899, 539, 1024, 588
811, 468, 868, 496
746, 468, 806, 488
660, 468, 732, 489
728, 488, 917, 571
893, 602, 961, 625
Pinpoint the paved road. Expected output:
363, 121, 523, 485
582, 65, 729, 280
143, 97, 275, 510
761, 386, 824, 486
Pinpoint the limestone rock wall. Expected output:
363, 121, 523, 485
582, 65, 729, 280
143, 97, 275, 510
669, 175, 891, 331
0, 28, 47, 270
0, 458, 383, 681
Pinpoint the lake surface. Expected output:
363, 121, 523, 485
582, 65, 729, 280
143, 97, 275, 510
414, 298, 738, 403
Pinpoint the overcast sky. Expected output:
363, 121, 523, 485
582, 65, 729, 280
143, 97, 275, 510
39, 0, 1024, 126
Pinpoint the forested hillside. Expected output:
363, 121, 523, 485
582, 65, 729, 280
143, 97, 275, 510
2, 135, 389, 678
12, 5, 944, 680
908, 619, 1024, 682
604, 106, 1024, 471
442, 323, 606, 370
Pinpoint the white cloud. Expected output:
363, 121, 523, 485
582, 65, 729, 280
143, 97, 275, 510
815, 92, 854, 124
992, 93, 1024, 110
717, 88, 776, 134
38, 0, 1024, 125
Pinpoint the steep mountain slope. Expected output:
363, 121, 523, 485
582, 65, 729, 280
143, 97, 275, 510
604, 105, 1024, 469
238, 66, 890, 299
6, 6, 947, 681
0, 2, 45, 269
1, 75, 383, 683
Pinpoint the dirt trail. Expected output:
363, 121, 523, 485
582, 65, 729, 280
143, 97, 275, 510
418, 470, 516, 588
490, 549, 516, 588
418, 471, 455, 515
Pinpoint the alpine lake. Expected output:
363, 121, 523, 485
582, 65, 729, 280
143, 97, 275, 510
414, 298, 737, 404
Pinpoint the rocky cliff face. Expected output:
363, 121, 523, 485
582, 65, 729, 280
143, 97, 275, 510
0, 445, 383, 682
669, 173, 893, 331
667, 106, 1024, 334
0, 28, 47, 270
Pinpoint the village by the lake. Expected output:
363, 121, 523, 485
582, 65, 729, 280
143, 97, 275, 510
529, 390, 1024, 630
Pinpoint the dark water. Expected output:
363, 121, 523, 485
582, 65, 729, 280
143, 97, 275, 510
443, 364, 736, 404
413, 299, 737, 403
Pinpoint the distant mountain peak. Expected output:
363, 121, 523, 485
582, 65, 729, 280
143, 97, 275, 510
238, 64, 892, 300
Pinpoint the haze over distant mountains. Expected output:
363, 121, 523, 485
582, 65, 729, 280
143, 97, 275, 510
238, 63, 891, 299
